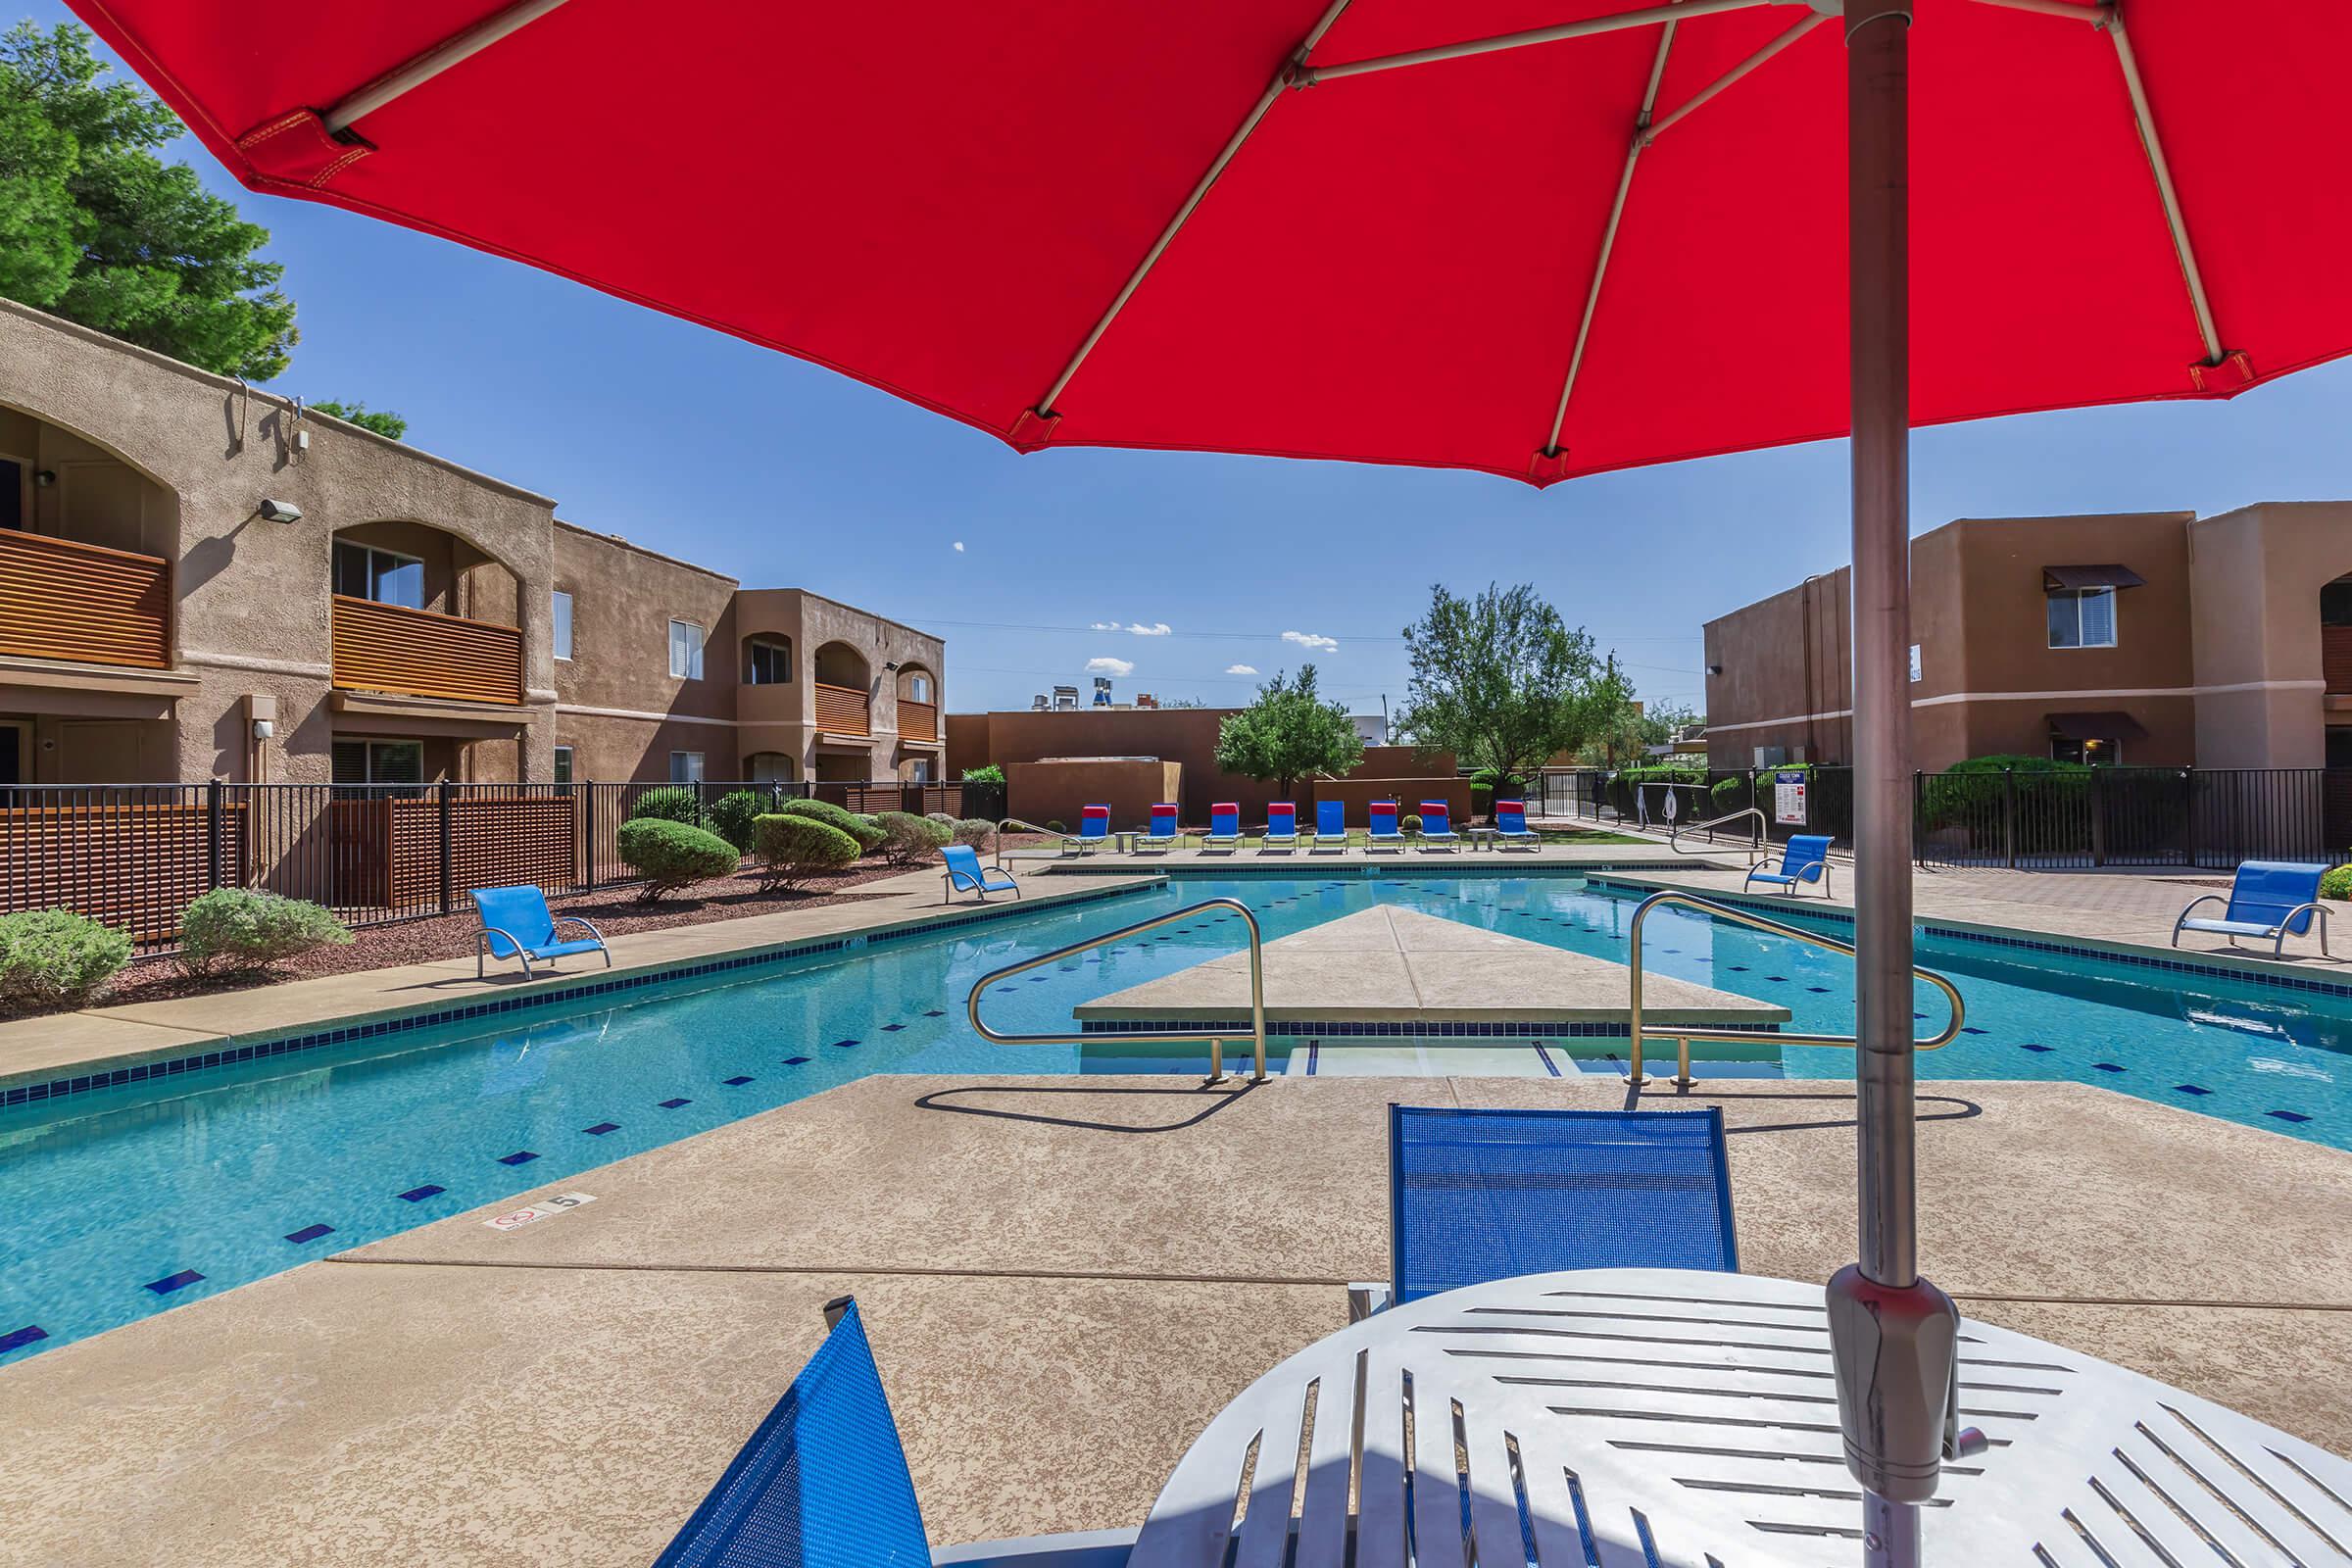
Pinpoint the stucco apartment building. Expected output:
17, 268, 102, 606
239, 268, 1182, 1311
0, 302, 944, 791
1703, 508, 2352, 773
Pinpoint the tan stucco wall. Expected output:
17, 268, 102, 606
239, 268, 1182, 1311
2189, 502, 2352, 768
1004, 759, 1182, 829
551, 523, 739, 781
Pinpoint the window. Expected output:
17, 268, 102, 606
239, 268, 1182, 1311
0, 457, 24, 531
552, 591, 573, 661
1907, 644, 1922, 684
668, 751, 705, 783
2046, 588, 2117, 649
906, 672, 931, 704
909, 758, 931, 783
330, 738, 425, 791
332, 541, 426, 610
669, 619, 705, 679
553, 745, 573, 784
2051, 736, 2122, 766
746, 638, 792, 685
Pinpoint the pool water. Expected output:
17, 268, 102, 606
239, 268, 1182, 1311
2, 872, 2344, 1362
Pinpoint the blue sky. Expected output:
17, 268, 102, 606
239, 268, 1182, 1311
33, 3, 2352, 718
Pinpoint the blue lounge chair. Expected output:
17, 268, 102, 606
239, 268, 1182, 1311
1137, 802, 1182, 852
1494, 799, 1540, 850
655, 1298, 1133, 1568
1201, 802, 1241, 850
2173, 860, 2331, 957
1308, 799, 1350, 852
1417, 798, 1458, 852
1744, 833, 1834, 898
1365, 799, 1403, 852
468, 884, 609, 980
1261, 801, 1298, 851
943, 844, 1020, 904
1066, 804, 1110, 856
1355, 1104, 1738, 1316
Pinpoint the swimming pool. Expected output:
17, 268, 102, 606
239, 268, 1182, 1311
3, 870, 2344, 1362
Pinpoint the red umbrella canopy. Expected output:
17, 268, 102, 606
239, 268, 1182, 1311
71, 0, 2352, 485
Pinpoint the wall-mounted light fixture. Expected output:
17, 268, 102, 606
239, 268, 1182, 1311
258, 498, 303, 523
1705, 663, 1725, 676
252, 718, 275, 741
882, 661, 901, 671
33, 468, 56, 488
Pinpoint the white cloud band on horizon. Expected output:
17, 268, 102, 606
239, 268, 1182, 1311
1091, 620, 1173, 636
1225, 663, 1259, 675
1282, 630, 1339, 652
1086, 656, 1136, 677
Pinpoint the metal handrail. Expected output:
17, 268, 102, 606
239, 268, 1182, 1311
965, 897, 1269, 1083
1668, 806, 1766, 858
995, 816, 1071, 866
1626, 889, 1965, 1088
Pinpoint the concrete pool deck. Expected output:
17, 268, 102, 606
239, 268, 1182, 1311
7, 1073, 2347, 1567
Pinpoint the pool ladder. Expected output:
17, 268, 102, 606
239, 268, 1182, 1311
1626, 890, 1966, 1088
1667, 806, 1766, 858
965, 897, 1269, 1084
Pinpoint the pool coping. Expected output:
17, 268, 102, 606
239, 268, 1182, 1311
0, 873, 1164, 1108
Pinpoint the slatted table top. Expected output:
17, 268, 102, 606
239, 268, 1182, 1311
1130, 1267, 2352, 1567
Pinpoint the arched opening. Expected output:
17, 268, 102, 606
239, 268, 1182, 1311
743, 633, 794, 685
895, 662, 938, 745
811, 640, 871, 737
329, 520, 527, 717
745, 750, 797, 783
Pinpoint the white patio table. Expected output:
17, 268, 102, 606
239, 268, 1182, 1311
1129, 1266, 2352, 1567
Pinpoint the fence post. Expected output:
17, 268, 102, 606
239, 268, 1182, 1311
205, 777, 224, 892
2183, 766, 2199, 869
437, 778, 455, 915
584, 781, 599, 888
2002, 765, 2018, 870
1912, 771, 1924, 865
2090, 765, 2107, 866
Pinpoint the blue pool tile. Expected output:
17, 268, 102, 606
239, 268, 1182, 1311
828, 1039, 859, 1050
398, 1185, 445, 1202
283, 1224, 335, 1245
881, 1023, 905, 1032
923, 1009, 946, 1017
782, 1056, 810, 1066
2173, 1084, 2212, 1097
2019, 1043, 2054, 1053
658, 1098, 691, 1109
1728, 965, 1749, 972
1806, 986, 1832, 994
1765, 976, 1788, 984
583, 1122, 621, 1135
0, 1325, 48, 1353
722, 1075, 755, 1086
2092, 1062, 2126, 1073
498, 1151, 540, 1165
145, 1268, 205, 1295
1961, 1026, 1988, 1036
2269, 1109, 2313, 1124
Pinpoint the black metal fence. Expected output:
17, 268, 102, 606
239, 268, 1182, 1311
0, 777, 979, 956
1541, 763, 2352, 871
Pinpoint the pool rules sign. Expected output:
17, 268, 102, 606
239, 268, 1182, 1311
1773, 770, 1808, 827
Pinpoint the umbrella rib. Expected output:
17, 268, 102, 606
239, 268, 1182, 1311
1543, 12, 1831, 459
323, 0, 578, 135
1030, 0, 1355, 422
1297, 0, 1796, 87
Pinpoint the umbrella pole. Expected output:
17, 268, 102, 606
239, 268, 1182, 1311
1829, 5, 1965, 1566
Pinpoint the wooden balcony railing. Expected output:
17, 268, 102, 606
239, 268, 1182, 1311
331, 595, 523, 705
899, 698, 939, 743
0, 526, 171, 669
2325, 624, 2352, 694
814, 681, 870, 736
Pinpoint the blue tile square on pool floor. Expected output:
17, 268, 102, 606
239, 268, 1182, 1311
782, 1056, 810, 1066
2269, 1109, 2312, 1123
0, 1324, 48, 1353
881, 1023, 905, 1032
923, 1009, 945, 1017
1806, 986, 1831, 994
398, 1185, 445, 1202
722, 1075, 755, 1086
2173, 1084, 2212, 1097
828, 1039, 858, 1050
2019, 1044, 2054, 1054
2092, 1062, 2126, 1073
145, 1269, 205, 1295
659, 1098, 691, 1109
284, 1223, 335, 1245
498, 1151, 540, 1165
583, 1122, 621, 1135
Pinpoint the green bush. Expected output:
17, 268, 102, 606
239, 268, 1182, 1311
959, 764, 1005, 785
924, 810, 958, 825
1709, 774, 1750, 814
2323, 865, 2352, 903
1917, 755, 2087, 832
875, 809, 953, 864
751, 813, 861, 889
0, 908, 132, 1011
1044, 819, 1066, 834
775, 797, 886, 852
627, 785, 704, 826
951, 817, 995, 847
616, 817, 741, 902
178, 888, 353, 978
1401, 812, 1424, 834
705, 789, 766, 852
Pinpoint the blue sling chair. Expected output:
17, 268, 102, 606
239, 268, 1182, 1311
1743, 834, 1834, 898
2173, 860, 2331, 957
468, 884, 610, 980
1308, 799, 1350, 852
1136, 803, 1182, 852
941, 845, 1020, 904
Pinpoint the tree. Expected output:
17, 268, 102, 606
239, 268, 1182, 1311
1580, 697, 1700, 768
1213, 665, 1363, 798
1394, 582, 1632, 786
0, 22, 298, 378
311, 400, 408, 440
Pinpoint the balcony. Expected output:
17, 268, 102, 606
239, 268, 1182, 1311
331, 595, 523, 706
2326, 625, 2352, 694
0, 526, 171, 670
814, 681, 870, 737
900, 698, 939, 744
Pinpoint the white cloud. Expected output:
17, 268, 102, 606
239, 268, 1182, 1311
952, 540, 964, 552
1091, 620, 1173, 636
1086, 656, 1135, 677
1282, 630, 1339, 652
1225, 663, 1259, 676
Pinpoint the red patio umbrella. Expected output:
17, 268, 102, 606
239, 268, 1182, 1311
68, 0, 2352, 1559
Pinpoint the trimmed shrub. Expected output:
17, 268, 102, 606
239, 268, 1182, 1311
1044, 819, 1066, 834
876, 809, 954, 864
924, 810, 957, 826
178, 889, 353, 978
627, 785, 704, 826
1401, 812, 1424, 834
2324, 864, 2352, 903
752, 813, 861, 889
0, 908, 133, 1011
706, 789, 766, 853
775, 797, 886, 852
951, 817, 995, 848
616, 817, 740, 902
